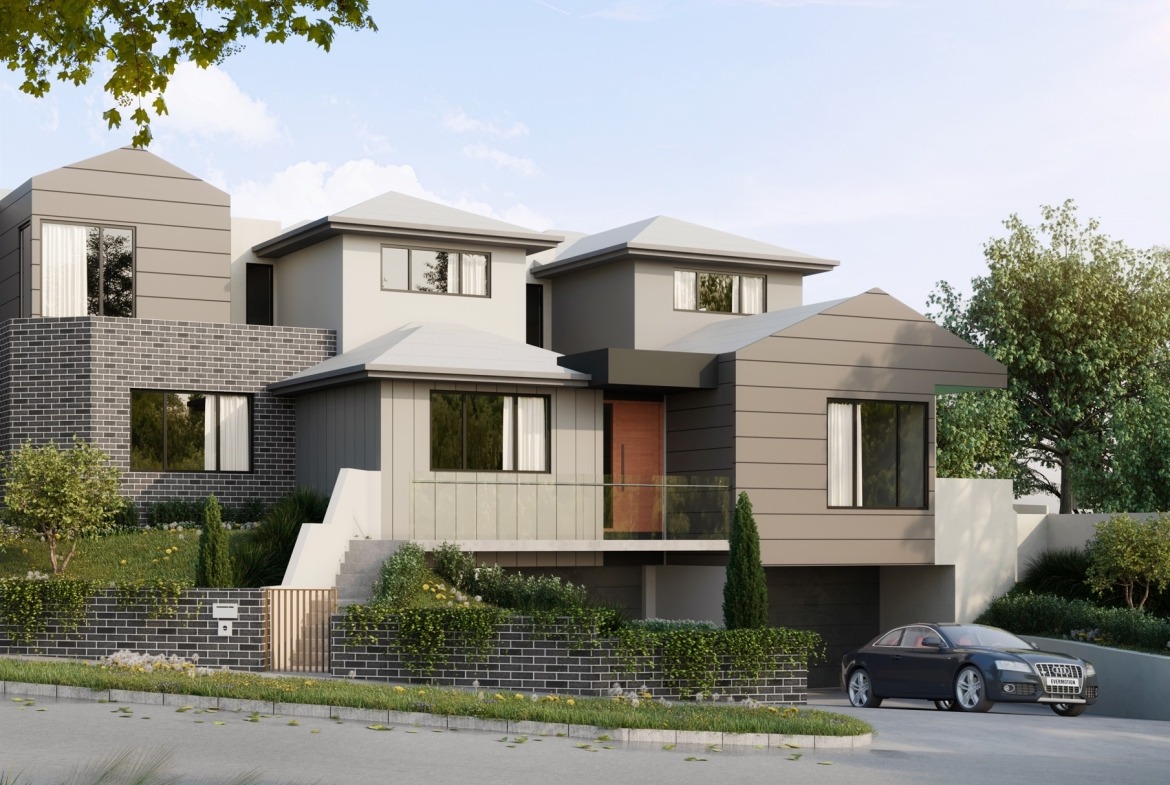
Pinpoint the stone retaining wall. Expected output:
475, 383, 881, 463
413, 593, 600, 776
331, 617, 807, 704
0, 588, 266, 670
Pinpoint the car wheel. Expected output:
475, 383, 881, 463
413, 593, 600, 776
1051, 702, 1088, 717
934, 699, 957, 711
953, 666, 992, 713
847, 668, 883, 708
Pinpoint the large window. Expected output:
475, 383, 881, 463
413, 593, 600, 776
827, 400, 926, 508
430, 391, 548, 472
673, 270, 764, 315
381, 246, 489, 296
41, 223, 134, 317
131, 391, 251, 472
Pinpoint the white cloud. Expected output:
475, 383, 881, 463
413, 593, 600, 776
442, 109, 529, 139
155, 63, 283, 145
462, 143, 540, 177
231, 158, 551, 230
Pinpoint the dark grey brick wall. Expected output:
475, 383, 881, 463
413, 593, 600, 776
0, 317, 334, 514
0, 588, 266, 670
331, 617, 807, 704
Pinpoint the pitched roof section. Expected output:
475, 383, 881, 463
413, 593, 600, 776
531, 215, 838, 278
253, 191, 562, 258
662, 297, 851, 354
270, 322, 590, 394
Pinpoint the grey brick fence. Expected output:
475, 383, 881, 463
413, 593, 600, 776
331, 617, 808, 704
0, 588, 266, 670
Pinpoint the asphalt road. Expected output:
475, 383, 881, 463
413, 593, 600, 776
0, 689, 1166, 785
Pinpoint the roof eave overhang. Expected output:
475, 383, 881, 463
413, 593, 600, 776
253, 218, 563, 258
532, 244, 838, 279
271, 366, 591, 395
557, 348, 718, 391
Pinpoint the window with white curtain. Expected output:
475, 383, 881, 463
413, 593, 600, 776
827, 400, 927, 509
430, 391, 549, 472
381, 246, 490, 297
41, 222, 134, 317
130, 390, 251, 472
673, 269, 764, 314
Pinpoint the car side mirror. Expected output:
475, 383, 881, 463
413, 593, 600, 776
921, 636, 943, 648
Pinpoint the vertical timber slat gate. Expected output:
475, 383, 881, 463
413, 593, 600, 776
265, 588, 337, 673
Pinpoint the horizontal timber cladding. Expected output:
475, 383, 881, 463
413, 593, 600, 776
331, 616, 807, 704
727, 291, 1007, 567
0, 589, 266, 670
0, 317, 335, 515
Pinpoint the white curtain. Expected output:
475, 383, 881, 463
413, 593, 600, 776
741, 276, 764, 314
674, 270, 696, 310
502, 396, 515, 470
41, 223, 87, 317
203, 395, 219, 471
461, 253, 487, 295
517, 396, 547, 471
218, 395, 250, 471
827, 403, 855, 506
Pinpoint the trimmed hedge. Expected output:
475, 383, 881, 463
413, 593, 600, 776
977, 591, 1170, 653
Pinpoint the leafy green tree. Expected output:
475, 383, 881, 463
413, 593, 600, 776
929, 200, 1170, 513
723, 491, 768, 629
0, 439, 125, 574
1, 1, 378, 147
196, 495, 233, 587
1085, 513, 1170, 609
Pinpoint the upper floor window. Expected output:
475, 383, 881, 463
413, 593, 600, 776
430, 391, 548, 472
131, 390, 251, 472
41, 223, 134, 317
381, 246, 489, 296
827, 400, 926, 509
674, 270, 764, 315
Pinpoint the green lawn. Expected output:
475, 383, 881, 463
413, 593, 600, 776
0, 529, 245, 582
0, 657, 873, 737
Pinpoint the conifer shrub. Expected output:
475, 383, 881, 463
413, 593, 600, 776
723, 491, 768, 629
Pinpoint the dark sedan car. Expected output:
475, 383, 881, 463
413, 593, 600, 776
841, 623, 1098, 716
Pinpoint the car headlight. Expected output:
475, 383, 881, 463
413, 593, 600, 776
1084, 662, 1096, 677
995, 660, 1033, 674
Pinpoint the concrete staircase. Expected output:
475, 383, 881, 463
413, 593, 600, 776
335, 540, 402, 605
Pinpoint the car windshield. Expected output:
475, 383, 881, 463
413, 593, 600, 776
942, 625, 1031, 649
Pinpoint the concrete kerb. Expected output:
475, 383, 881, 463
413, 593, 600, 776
0, 681, 872, 749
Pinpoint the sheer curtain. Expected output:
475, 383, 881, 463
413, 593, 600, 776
516, 396, 547, 471
827, 403, 855, 506
218, 395, 250, 471
674, 270, 696, 310
461, 253, 488, 295
501, 397, 515, 470
41, 223, 87, 316
740, 276, 764, 314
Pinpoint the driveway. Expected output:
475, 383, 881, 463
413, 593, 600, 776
0, 690, 1166, 785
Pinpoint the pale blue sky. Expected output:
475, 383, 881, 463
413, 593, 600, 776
2, 0, 1167, 311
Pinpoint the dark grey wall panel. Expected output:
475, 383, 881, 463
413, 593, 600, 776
548, 261, 636, 355
296, 382, 381, 493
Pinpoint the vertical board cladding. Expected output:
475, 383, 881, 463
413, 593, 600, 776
0, 317, 335, 513
331, 617, 807, 705
0, 589, 266, 670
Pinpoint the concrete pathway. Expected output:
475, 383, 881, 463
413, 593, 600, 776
0, 688, 1167, 784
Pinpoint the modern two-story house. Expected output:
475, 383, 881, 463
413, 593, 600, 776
0, 148, 1011, 684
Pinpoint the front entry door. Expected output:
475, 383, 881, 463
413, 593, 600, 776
605, 399, 664, 537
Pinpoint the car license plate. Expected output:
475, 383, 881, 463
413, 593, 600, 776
1046, 678, 1079, 687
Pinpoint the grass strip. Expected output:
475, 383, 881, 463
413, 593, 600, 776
0, 657, 870, 737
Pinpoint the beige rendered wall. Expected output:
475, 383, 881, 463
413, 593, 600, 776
377, 379, 604, 541
734, 291, 1006, 567
274, 236, 344, 337
18, 149, 232, 321
229, 217, 281, 323
632, 262, 803, 350
338, 235, 528, 352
